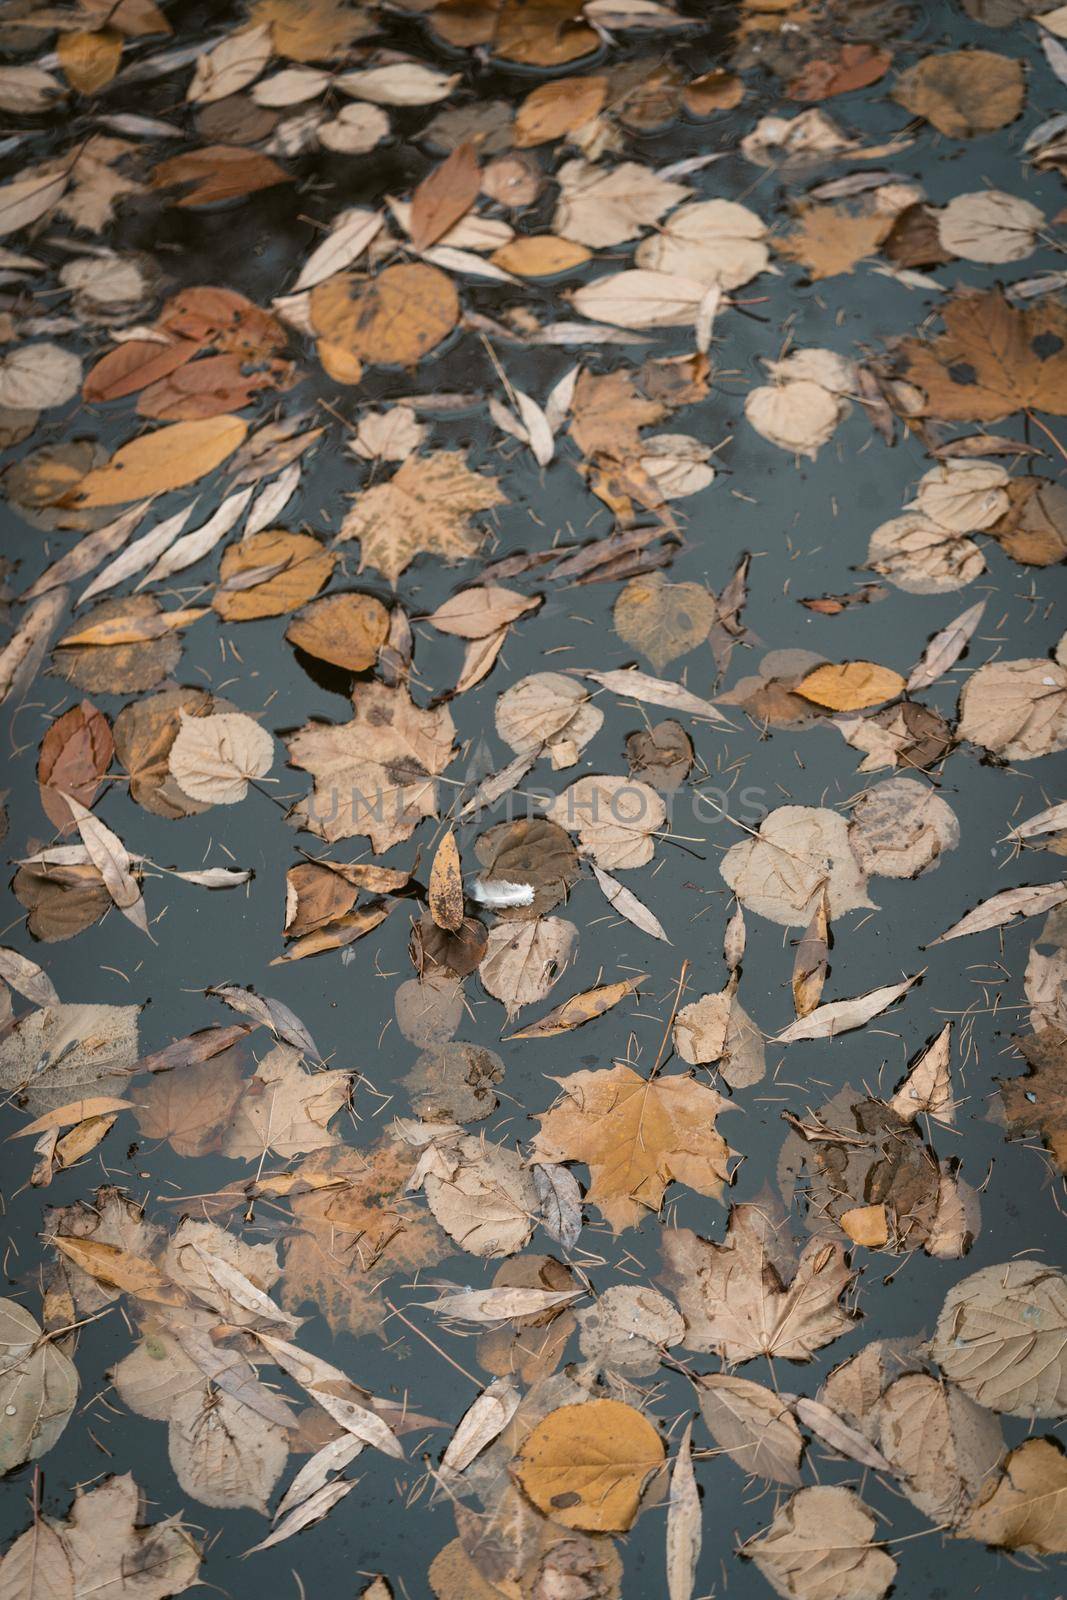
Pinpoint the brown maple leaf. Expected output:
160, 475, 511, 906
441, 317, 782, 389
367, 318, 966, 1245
530, 1063, 735, 1232
776, 204, 892, 281
569, 368, 666, 461
898, 291, 1067, 422
286, 680, 456, 851
999, 1027, 1067, 1173
221, 1043, 350, 1161
661, 1198, 858, 1362
339, 451, 506, 587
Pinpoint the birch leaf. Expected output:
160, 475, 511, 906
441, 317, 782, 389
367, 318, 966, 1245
695, 1374, 804, 1485
516, 1398, 664, 1533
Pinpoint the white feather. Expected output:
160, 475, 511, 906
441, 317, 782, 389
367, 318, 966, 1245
466, 877, 535, 909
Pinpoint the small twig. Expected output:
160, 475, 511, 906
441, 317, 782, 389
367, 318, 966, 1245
651, 959, 690, 1079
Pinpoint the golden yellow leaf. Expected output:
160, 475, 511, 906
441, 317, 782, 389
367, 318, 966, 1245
250, 0, 375, 61
531, 1063, 733, 1232
310, 263, 458, 368
285, 592, 389, 670
315, 339, 363, 384
514, 76, 608, 146
59, 608, 207, 646
64, 417, 248, 507
840, 1203, 889, 1248
516, 1398, 664, 1532
491, 235, 592, 276
795, 661, 906, 711
58, 29, 123, 94
213, 530, 335, 621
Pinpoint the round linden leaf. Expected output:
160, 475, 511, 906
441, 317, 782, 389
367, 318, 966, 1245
516, 1398, 665, 1532
0, 343, 82, 411
937, 190, 1044, 264
868, 512, 985, 594
169, 711, 274, 805
614, 573, 718, 674
931, 1262, 1067, 1418
309, 263, 458, 366
286, 592, 389, 670
744, 379, 843, 459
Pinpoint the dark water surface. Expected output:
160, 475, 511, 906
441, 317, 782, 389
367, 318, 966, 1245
1, 1, 1065, 1597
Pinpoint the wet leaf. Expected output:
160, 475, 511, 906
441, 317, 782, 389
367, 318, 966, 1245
516, 1399, 664, 1533
931, 1262, 1067, 1417
662, 1201, 857, 1362
744, 1485, 895, 1600
957, 1438, 1067, 1553
509, 975, 644, 1039
339, 451, 505, 587
168, 711, 273, 805
893, 51, 1025, 137
695, 1374, 804, 1485
532, 1064, 732, 1232
65, 417, 248, 508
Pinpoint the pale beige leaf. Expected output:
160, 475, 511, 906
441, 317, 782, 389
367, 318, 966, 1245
187, 23, 272, 104
169, 711, 273, 805
696, 1373, 803, 1485
958, 656, 1067, 759
423, 1136, 538, 1258
662, 1202, 857, 1362
666, 1421, 700, 1600
721, 805, 873, 928
929, 881, 1067, 944
168, 1387, 288, 1512
878, 1373, 1003, 1524
222, 1044, 350, 1161
775, 974, 918, 1042
478, 917, 578, 1017
745, 1485, 895, 1600
930, 1262, 1067, 1417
